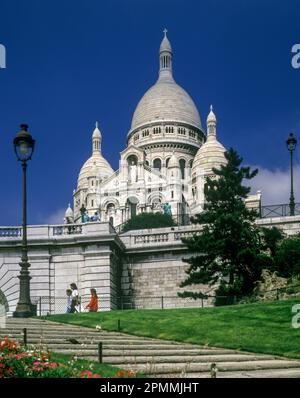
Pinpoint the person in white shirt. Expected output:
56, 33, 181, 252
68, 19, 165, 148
70, 283, 80, 313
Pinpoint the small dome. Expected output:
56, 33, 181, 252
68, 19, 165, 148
207, 105, 216, 124
77, 152, 113, 188
192, 137, 226, 174
65, 203, 74, 219
160, 30, 172, 53
92, 124, 101, 139
168, 152, 179, 168
77, 124, 114, 189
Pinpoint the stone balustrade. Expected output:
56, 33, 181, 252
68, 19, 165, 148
121, 225, 201, 249
0, 227, 22, 238
0, 221, 116, 243
52, 224, 83, 236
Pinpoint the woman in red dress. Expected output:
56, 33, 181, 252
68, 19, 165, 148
85, 288, 99, 312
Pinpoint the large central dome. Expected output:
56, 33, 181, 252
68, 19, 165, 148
131, 79, 202, 131
129, 31, 202, 134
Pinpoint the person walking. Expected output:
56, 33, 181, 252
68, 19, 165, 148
66, 289, 72, 313
85, 288, 98, 312
70, 283, 80, 313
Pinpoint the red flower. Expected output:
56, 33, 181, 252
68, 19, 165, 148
46, 362, 59, 368
116, 370, 126, 378
80, 370, 94, 378
127, 370, 135, 378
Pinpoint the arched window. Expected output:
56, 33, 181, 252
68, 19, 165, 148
107, 203, 115, 225
166, 157, 170, 168
179, 159, 186, 179
153, 158, 162, 171
127, 154, 138, 165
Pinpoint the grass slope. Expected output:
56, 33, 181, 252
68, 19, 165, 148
50, 352, 122, 377
42, 298, 300, 360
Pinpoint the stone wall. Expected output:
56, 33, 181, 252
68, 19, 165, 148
0, 215, 300, 314
120, 226, 211, 309
0, 223, 123, 314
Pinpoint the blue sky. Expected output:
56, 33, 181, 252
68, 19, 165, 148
0, 0, 300, 225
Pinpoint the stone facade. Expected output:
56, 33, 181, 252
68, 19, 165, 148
70, 32, 262, 228
1, 215, 299, 315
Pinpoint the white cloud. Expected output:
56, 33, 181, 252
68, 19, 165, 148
44, 208, 66, 225
249, 164, 300, 205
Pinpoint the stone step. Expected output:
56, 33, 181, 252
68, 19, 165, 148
1, 337, 214, 351
52, 352, 275, 364
117, 359, 300, 374
155, 368, 300, 378
1, 329, 144, 338
21, 345, 244, 356
0, 334, 191, 346
4, 318, 300, 378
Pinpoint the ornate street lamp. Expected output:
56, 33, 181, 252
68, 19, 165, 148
13, 124, 35, 318
286, 133, 297, 216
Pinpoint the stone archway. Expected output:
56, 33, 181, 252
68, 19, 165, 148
0, 289, 9, 313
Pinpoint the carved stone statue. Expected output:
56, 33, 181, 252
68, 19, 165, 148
80, 205, 90, 223
162, 202, 172, 216
129, 161, 137, 182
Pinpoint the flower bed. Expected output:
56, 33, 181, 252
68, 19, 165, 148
0, 336, 135, 378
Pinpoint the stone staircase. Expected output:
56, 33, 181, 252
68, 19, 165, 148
1, 317, 300, 378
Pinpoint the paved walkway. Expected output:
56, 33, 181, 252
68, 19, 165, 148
1, 317, 300, 378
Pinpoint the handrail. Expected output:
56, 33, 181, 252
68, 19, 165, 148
260, 203, 300, 218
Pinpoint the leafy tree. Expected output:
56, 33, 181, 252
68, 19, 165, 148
122, 212, 176, 232
275, 237, 300, 278
261, 226, 285, 258
179, 148, 268, 299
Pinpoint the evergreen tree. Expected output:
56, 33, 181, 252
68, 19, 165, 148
179, 148, 267, 299
261, 226, 285, 258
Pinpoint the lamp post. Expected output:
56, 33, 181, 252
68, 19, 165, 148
13, 124, 35, 318
286, 133, 297, 216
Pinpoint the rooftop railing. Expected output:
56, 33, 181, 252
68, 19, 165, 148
260, 203, 300, 218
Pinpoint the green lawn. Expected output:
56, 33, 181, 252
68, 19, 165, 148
42, 298, 300, 360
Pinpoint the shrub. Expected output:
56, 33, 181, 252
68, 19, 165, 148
122, 212, 177, 232
275, 237, 300, 278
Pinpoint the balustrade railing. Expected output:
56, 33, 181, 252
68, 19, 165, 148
52, 224, 83, 236
260, 203, 300, 218
0, 227, 22, 237
134, 232, 169, 244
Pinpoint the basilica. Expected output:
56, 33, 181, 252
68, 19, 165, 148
0, 32, 294, 315
66, 31, 228, 227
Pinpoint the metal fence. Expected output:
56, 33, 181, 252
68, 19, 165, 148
260, 203, 300, 218
31, 295, 211, 316
31, 283, 300, 316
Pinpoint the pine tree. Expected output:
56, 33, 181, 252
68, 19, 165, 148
179, 148, 267, 299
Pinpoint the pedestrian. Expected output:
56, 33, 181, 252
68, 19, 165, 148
85, 288, 98, 312
66, 289, 72, 313
70, 283, 80, 313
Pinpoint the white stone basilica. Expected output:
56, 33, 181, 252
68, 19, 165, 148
68, 31, 227, 227
1, 32, 298, 315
